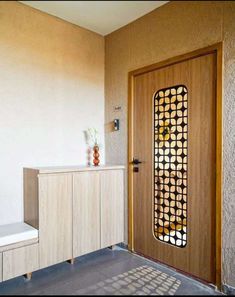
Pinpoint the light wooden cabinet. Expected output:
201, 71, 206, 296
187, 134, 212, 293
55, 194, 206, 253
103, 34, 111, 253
0, 253, 2, 282
22, 165, 124, 274
0, 166, 124, 284
73, 172, 100, 257
2, 244, 39, 281
73, 169, 124, 257
100, 170, 124, 248
38, 173, 73, 269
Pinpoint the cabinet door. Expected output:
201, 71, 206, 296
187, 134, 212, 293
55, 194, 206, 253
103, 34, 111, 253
100, 170, 124, 248
3, 244, 39, 281
39, 173, 72, 269
73, 172, 100, 257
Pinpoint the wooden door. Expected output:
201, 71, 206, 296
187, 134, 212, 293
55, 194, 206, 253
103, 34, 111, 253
132, 53, 216, 283
73, 172, 100, 257
39, 173, 72, 269
100, 170, 124, 248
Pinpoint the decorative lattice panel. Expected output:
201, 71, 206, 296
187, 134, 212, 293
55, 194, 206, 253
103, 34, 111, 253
154, 85, 188, 248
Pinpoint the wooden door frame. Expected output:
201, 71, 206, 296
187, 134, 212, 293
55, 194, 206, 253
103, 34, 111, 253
128, 43, 223, 289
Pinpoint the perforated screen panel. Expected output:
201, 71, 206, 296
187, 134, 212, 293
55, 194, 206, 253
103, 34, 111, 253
153, 85, 188, 248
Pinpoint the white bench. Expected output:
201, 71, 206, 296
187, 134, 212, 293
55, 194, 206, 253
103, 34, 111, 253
0, 222, 39, 282
0, 222, 38, 249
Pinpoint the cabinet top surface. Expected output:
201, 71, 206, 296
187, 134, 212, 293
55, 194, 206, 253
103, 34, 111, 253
25, 165, 125, 174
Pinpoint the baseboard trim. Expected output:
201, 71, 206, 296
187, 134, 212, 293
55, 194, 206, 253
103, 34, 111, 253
222, 284, 235, 295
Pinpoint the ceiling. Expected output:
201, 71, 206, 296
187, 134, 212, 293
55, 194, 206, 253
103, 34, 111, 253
19, 1, 168, 36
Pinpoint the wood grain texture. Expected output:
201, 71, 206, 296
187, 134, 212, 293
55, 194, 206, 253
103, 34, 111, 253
100, 170, 124, 248
128, 74, 134, 251
132, 53, 216, 283
128, 44, 222, 287
105, 1, 226, 280
0, 238, 38, 253
2, 244, 39, 281
24, 168, 39, 229
73, 172, 100, 257
38, 173, 72, 269
30, 165, 125, 174
215, 43, 223, 289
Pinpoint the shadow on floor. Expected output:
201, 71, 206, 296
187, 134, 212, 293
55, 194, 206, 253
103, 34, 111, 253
0, 247, 223, 295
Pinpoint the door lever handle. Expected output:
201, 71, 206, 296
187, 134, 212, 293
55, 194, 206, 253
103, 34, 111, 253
132, 158, 142, 165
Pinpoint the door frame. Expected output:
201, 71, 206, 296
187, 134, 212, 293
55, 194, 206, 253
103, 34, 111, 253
128, 43, 223, 288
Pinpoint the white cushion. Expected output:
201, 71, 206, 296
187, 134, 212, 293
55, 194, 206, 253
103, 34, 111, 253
0, 222, 38, 247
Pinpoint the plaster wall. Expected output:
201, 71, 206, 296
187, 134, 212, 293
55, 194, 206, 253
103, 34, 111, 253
105, 0, 235, 287
0, 1, 104, 225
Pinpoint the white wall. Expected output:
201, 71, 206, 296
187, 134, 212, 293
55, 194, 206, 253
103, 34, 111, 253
0, 1, 104, 225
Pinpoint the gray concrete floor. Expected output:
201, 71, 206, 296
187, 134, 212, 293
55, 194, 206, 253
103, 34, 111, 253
0, 247, 223, 295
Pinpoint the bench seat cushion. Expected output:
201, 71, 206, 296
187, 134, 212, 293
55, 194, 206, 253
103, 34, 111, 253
0, 222, 38, 247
